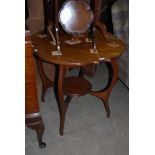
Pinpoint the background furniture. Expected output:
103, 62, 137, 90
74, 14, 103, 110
111, 0, 129, 87
25, 28, 46, 148
99, 0, 116, 33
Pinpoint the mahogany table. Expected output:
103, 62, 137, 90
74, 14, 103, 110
32, 30, 124, 136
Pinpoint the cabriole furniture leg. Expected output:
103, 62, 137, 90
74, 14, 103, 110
54, 65, 92, 136
34, 53, 54, 102
54, 65, 68, 136
26, 113, 46, 148
89, 58, 119, 117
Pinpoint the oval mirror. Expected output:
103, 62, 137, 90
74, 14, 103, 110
59, 0, 94, 35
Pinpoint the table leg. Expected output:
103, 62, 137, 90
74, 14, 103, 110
35, 57, 54, 102
89, 58, 118, 117
54, 65, 72, 136
80, 64, 97, 78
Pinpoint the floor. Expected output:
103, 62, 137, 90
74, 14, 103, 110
25, 63, 129, 155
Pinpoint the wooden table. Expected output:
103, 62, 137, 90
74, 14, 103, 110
32, 30, 125, 136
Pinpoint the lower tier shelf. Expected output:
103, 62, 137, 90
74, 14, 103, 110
64, 77, 92, 96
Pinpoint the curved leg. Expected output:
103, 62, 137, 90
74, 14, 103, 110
54, 65, 68, 136
36, 123, 46, 148
34, 54, 54, 102
79, 67, 85, 77
41, 85, 49, 102
89, 58, 118, 117
26, 114, 46, 148
102, 99, 110, 117
78, 64, 97, 78
64, 96, 73, 113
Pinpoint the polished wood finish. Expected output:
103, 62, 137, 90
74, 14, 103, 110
32, 30, 124, 66
25, 30, 46, 148
32, 29, 124, 135
42, 0, 109, 53
33, 54, 54, 102
34, 0, 123, 136
90, 58, 119, 117
64, 77, 92, 96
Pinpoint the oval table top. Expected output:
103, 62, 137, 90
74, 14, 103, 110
31, 31, 125, 67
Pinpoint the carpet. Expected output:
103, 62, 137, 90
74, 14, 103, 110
25, 63, 129, 155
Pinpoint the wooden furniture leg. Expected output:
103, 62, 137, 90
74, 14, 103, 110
54, 65, 73, 136
89, 58, 118, 117
26, 113, 46, 148
78, 63, 97, 78
34, 54, 54, 102
55, 65, 66, 136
